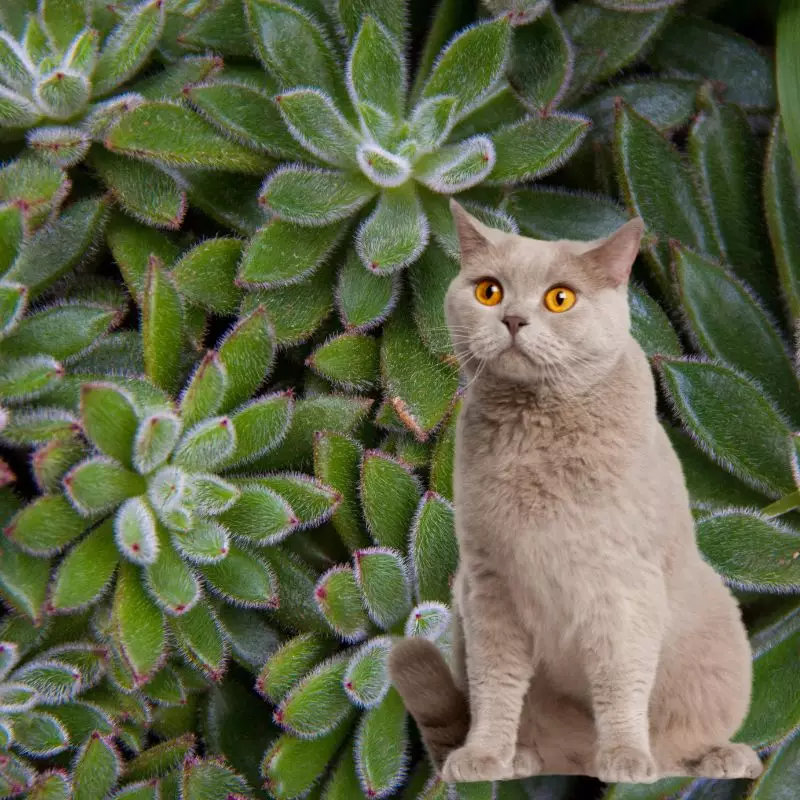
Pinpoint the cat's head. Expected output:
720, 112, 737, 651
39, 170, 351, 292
445, 202, 643, 393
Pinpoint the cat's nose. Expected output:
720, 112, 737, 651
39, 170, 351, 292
502, 315, 528, 338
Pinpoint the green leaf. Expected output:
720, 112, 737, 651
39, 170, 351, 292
748, 726, 800, 798
628, 284, 682, 359
238, 218, 343, 289
562, 3, 669, 96
255, 474, 340, 529
179, 351, 227, 428
490, 113, 590, 185
246, 0, 346, 109
323, 746, 363, 799
28, 126, 91, 168
649, 15, 775, 110
1, 408, 75, 447
33, 436, 87, 495
142, 257, 184, 395
92, 0, 165, 96
80, 382, 139, 469
5, 197, 107, 298
216, 307, 275, 412
114, 495, 159, 565
381, 306, 459, 439
257, 632, 333, 704
0, 536, 50, 621
416, 135, 495, 194
105, 102, 269, 173
508, 9, 572, 112
765, 116, 800, 324
200, 543, 278, 608
215, 602, 280, 671
307, 332, 379, 391
5, 494, 86, 555
169, 603, 227, 678
778, 0, 800, 169
348, 15, 404, 119
0, 84, 41, 127
689, 92, 778, 314
180, 0, 253, 57
185, 473, 240, 517
170, 238, 243, 315
673, 246, 799, 422
430, 400, 458, 501
0, 157, 68, 235
336, 249, 398, 331
360, 450, 421, 551
275, 654, 350, 737
404, 601, 451, 640
226, 392, 294, 467
614, 103, 718, 293
411, 95, 457, 153
0, 752, 35, 797
134, 412, 181, 475
181, 756, 251, 800
173, 417, 236, 472
64, 457, 146, 516
696, 511, 800, 592
353, 546, 410, 628
0, 282, 26, 339
144, 525, 201, 615
657, 358, 794, 498
188, 81, 304, 160
12, 712, 69, 757
173, 518, 230, 564
0, 354, 64, 402
182, 168, 265, 237
344, 636, 391, 709
354, 688, 408, 798
0, 30, 35, 95
337, 0, 404, 45
314, 565, 370, 642
217, 485, 295, 545
47, 701, 114, 744
0, 205, 23, 274
113, 561, 166, 683
410, 492, 457, 604
50, 520, 118, 612
27, 770, 73, 800
90, 149, 186, 230
422, 17, 510, 116
35, 69, 90, 120
261, 720, 354, 799
72, 734, 121, 800
408, 242, 458, 358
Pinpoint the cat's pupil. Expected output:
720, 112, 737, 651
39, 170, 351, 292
555, 291, 566, 305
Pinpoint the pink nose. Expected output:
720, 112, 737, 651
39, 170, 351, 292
502, 315, 528, 338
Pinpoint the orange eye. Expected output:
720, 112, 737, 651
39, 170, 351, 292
475, 279, 503, 306
544, 286, 576, 313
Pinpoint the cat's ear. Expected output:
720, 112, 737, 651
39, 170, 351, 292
584, 216, 644, 287
450, 200, 499, 262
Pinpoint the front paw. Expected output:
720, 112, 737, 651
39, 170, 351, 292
442, 745, 514, 783
511, 746, 543, 778
596, 744, 657, 784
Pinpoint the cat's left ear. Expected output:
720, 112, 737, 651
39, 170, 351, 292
585, 217, 644, 287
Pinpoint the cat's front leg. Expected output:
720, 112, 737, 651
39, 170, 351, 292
441, 573, 538, 783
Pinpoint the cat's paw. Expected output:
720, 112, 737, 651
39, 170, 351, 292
684, 744, 763, 779
511, 746, 543, 778
442, 745, 513, 783
596, 745, 658, 784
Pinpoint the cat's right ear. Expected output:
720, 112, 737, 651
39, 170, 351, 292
450, 200, 495, 263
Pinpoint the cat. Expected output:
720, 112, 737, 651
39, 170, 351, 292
389, 202, 763, 785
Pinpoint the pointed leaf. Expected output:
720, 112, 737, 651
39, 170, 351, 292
173, 417, 236, 471
0, 283, 25, 340
115, 496, 159, 565
657, 358, 794, 498
257, 632, 334, 704
355, 688, 408, 798
307, 332, 378, 391
405, 601, 451, 640
629, 284, 682, 359
408, 242, 458, 358
263, 165, 374, 227
314, 565, 370, 642
215, 602, 280, 672
27, 126, 91, 168
344, 636, 391, 709
217, 485, 295, 545
226, 392, 294, 467
5, 494, 86, 555
337, 0, 404, 44
200, 543, 278, 608
181, 757, 250, 800
12, 712, 69, 757
348, 16, 404, 118
411, 95, 457, 153
173, 519, 229, 565
64, 457, 145, 517
410, 492, 457, 605
0, 354, 62, 402
0, 537, 50, 621
80, 382, 139, 468
0, 84, 41, 127
416, 135, 495, 194
0, 31, 35, 95
169, 603, 227, 678
144, 525, 201, 615
336, 250, 398, 332
353, 546, 410, 628
134, 412, 181, 475
185, 473, 240, 516
142, 257, 184, 395
180, 351, 228, 429
170, 238, 243, 315
105, 102, 269, 173
47, 702, 114, 744
72, 734, 121, 800
255, 473, 341, 528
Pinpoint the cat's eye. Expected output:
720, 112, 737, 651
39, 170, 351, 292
544, 286, 576, 313
475, 279, 503, 306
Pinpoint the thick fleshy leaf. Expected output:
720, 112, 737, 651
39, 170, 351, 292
105, 102, 269, 173
405, 601, 451, 640
50, 520, 118, 612
215, 602, 280, 671
562, 3, 669, 96
48, 701, 114, 743
181, 757, 251, 800
0, 84, 41, 126
179, 351, 226, 429
64, 457, 145, 517
629, 284, 682, 359
765, 116, 800, 324
113, 562, 166, 683
411, 95, 457, 153
336, 249, 399, 331
0, 354, 62, 402
35, 69, 90, 120
1, 408, 76, 447
0, 530, 50, 621
381, 307, 459, 439
649, 15, 775, 110
90, 149, 186, 230
314, 565, 370, 643
142, 258, 184, 395
275, 654, 350, 737
216, 307, 275, 411
360, 450, 421, 551
255, 474, 340, 529
72, 734, 121, 800
6, 197, 107, 298
170, 238, 243, 315
0, 30, 35, 95
200, 543, 278, 608
27, 771, 74, 800
490, 113, 590, 185
355, 688, 409, 798
173, 519, 230, 564
133, 53, 222, 100
226, 392, 294, 467
689, 93, 777, 313
508, 9, 572, 112
657, 358, 794, 497
410, 492, 457, 604
12, 658, 81, 704
92, 0, 165, 96
169, 603, 227, 678
238, 218, 343, 289
307, 332, 378, 391
12, 712, 69, 757
614, 104, 718, 292
218, 485, 295, 545
263, 165, 375, 225
0, 205, 23, 274
422, 17, 510, 115
5, 493, 86, 555
353, 546, 410, 628
0, 157, 69, 236
0, 680, 37, 713
144, 525, 201, 615
185, 473, 240, 517
27, 126, 91, 168
338, 0, 404, 44
133, 412, 181, 475
19, 431, 83, 490
245, 0, 346, 108
173, 417, 236, 472
348, 15, 404, 119
673, 247, 799, 422
696, 511, 800, 592
0, 282, 26, 339
344, 636, 391, 709
80, 382, 139, 469
180, 0, 253, 57
256, 631, 332, 704
408, 242, 458, 358
416, 135, 495, 194
322, 746, 363, 799
115, 496, 159, 565
0, 752, 35, 797
182, 168, 264, 237
357, 186, 428, 274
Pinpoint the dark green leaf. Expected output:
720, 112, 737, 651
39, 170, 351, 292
353, 546, 410, 628
336, 249, 399, 331
142, 256, 184, 395
217, 485, 294, 545
411, 492, 457, 604
257, 631, 334, 704
314, 565, 370, 642
0, 535, 50, 621
348, 15, 404, 119
81, 382, 139, 469
629, 284, 682, 359
12, 712, 69, 757
171, 238, 243, 315
5, 494, 87, 555
354, 688, 408, 797
307, 332, 379, 391
169, 603, 227, 678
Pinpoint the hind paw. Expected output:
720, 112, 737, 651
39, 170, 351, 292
684, 744, 762, 779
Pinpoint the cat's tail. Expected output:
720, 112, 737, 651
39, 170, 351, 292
388, 638, 470, 769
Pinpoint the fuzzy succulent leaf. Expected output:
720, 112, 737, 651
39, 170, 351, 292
5, 493, 86, 555
115, 496, 159, 565
144, 524, 201, 615
0, 31, 35, 95
200, 543, 278, 609
80, 382, 139, 469
353, 547, 410, 628
410, 493, 457, 604
27, 771, 74, 800
27, 126, 91, 168
308, 332, 379, 391
748, 728, 800, 798
344, 636, 392, 709
173, 417, 236, 472
170, 238, 243, 315
217, 485, 295, 545
314, 565, 370, 642
257, 632, 334, 704
179, 352, 227, 429
348, 15, 404, 119
72, 734, 121, 800
0, 534, 50, 621
169, 603, 227, 678
336, 249, 398, 331
181, 756, 252, 799
64, 457, 146, 517
404, 601, 450, 640
11, 712, 69, 757
408, 242, 458, 358
629, 285, 682, 359
0, 354, 63, 403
